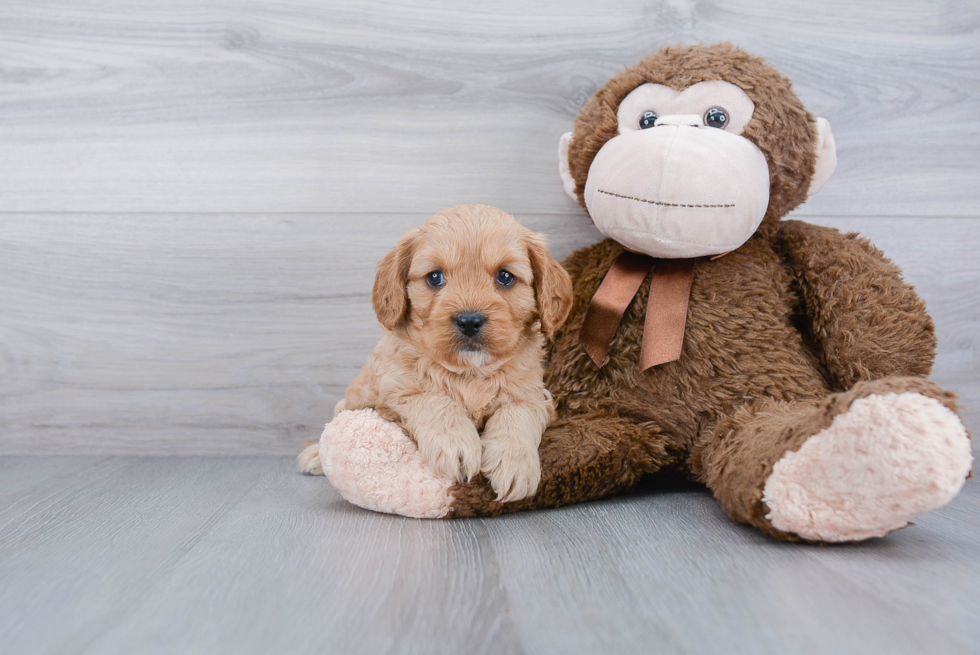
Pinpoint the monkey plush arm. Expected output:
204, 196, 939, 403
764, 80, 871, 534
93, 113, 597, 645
775, 219, 936, 388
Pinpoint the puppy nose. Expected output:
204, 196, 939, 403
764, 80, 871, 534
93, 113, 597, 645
454, 312, 485, 338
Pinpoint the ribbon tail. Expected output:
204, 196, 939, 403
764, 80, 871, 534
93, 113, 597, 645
580, 251, 653, 367
640, 258, 696, 371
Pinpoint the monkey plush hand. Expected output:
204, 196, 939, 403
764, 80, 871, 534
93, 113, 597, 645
308, 44, 972, 543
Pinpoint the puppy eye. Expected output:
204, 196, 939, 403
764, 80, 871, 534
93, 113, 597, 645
704, 107, 729, 129
639, 111, 658, 129
495, 269, 515, 287
425, 270, 445, 288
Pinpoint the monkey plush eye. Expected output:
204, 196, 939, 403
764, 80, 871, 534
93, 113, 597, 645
495, 269, 516, 287
639, 111, 658, 129
704, 107, 729, 129
425, 270, 445, 288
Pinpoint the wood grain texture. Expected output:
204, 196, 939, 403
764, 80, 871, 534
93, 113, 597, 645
1, 1, 977, 453
0, 456, 977, 654
0, 0, 978, 215
2, 214, 976, 454
2, 4, 977, 652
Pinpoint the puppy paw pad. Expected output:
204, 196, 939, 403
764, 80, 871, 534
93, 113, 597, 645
319, 409, 454, 519
763, 392, 972, 542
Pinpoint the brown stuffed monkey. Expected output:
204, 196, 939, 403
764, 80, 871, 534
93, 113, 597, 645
308, 44, 972, 543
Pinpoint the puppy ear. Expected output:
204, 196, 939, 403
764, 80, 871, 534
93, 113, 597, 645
526, 232, 573, 339
372, 229, 419, 330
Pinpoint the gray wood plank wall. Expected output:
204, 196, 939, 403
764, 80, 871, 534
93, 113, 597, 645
2, 0, 978, 454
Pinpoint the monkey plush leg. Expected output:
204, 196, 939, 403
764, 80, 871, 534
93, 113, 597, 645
696, 377, 972, 542
315, 408, 678, 518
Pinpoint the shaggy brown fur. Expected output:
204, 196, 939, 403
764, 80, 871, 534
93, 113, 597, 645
442, 45, 962, 539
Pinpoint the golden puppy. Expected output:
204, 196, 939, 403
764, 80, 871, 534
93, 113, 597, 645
301, 204, 573, 502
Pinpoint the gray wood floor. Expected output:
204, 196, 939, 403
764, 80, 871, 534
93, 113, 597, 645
1, 456, 978, 655
2, 1, 979, 653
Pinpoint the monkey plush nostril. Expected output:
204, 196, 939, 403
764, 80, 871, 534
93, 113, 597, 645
653, 114, 703, 128
454, 312, 485, 338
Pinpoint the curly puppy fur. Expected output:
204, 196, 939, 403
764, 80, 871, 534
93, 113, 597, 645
336, 204, 572, 502
441, 45, 968, 541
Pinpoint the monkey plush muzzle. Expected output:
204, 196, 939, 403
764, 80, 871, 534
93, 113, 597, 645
582, 121, 770, 259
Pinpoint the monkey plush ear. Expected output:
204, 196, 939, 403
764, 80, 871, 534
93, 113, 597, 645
808, 117, 837, 197
558, 132, 578, 202
372, 229, 419, 330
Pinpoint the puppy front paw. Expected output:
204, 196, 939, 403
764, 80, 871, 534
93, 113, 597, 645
415, 423, 483, 483
481, 437, 541, 503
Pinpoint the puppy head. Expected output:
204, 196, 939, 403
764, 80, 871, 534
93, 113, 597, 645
372, 204, 572, 371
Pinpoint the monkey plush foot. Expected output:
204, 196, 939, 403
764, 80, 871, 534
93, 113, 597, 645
762, 392, 973, 542
316, 409, 455, 519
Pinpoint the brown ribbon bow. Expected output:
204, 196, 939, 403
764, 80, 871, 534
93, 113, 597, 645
581, 251, 696, 371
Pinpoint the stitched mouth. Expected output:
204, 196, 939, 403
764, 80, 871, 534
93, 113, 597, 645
597, 188, 734, 209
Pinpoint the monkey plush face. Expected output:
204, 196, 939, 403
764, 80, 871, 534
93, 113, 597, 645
559, 44, 837, 259
578, 80, 770, 257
